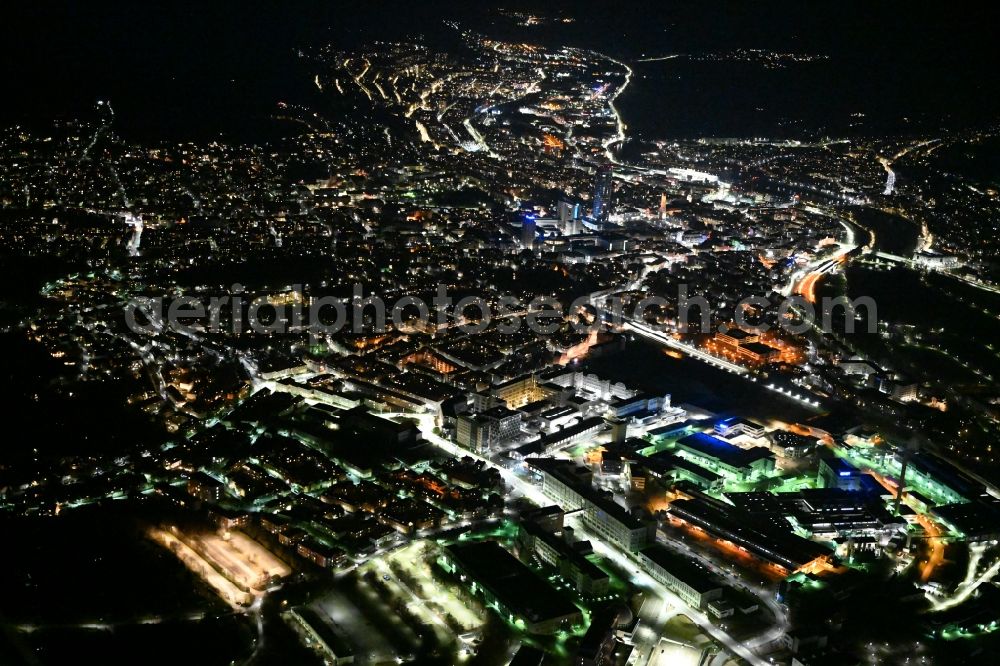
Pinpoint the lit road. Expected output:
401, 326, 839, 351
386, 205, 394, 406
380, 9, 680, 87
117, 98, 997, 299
595, 51, 633, 163
623, 320, 748, 374
878, 139, 940, 197
782, 209, 862, 301
879, 156, 896, 196
930, 543, 1000, 612
570, 517, 772, 666
654, 529, 790, 651
915, 514, 946, 583
863, 469, 947, 583
12, 610, 216, 633
462, 116, 495, 156
634, 54, 681, 63
243, 597, 266, 666
786, 242, 855, 302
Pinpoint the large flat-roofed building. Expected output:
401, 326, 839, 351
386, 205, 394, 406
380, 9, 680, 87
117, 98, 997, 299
817, 457, 868, 492
297, 539, 348, 570
517, 520, 610, 597
288, 607, 355, 665
440, 541, 583, 634
529, 458, 654, 551
648, 419, 699, 442
715, 417, 767, 440
727, 489, 904, 540
837, 358, 882, 377
455, 414, 490, 454
639, 451, 723, 490
717, 327, 759, 347
509, 646, 547, 666
339, 406, 420, 446
770, 430, 820, 459
675, 432, 775, 481
493, 374, 562, 409
584, 488, 655, 552
531, 457, 593, 511
540, 416, 606, 453
538, 405, 580, 432
931, 500, 1000, 541
639, 544, 724, 609
543, 370, 635, 402
900, 452, 985, 505
739, 342, 781, 364
668, 496, 832, 575
713, 328, 781, 365
187, 471, 227, 502
574, 607, 620, 666
456, 406, 522, 454
612, 392, 671, 418
520, 504, 566, 532
713, 328, 780, 365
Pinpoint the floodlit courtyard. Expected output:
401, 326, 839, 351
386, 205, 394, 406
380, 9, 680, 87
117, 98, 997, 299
310, 541, 491, 664
376, 541, 485, 634
359, 541, 485, 643
148, 526, 290, 608
191, 530, 291, 591
647, 639, 702, 666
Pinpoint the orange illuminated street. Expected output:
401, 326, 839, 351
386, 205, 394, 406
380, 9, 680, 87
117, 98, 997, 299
866, 470, 946, 581
795, 271, 824, 303
915, 514, 945, 583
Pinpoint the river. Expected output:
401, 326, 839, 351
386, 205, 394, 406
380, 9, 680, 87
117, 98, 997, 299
584, 338, 819, 423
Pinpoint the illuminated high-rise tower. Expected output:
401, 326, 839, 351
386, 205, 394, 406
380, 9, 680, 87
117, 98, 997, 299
591, 164, 613, 220
521, 213, 537, 248
558, 200, 581, 235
